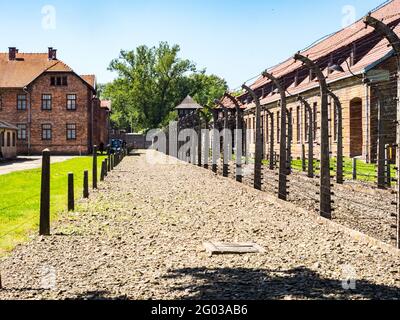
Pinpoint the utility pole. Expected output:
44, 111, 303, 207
295, 53, 332, 219
242, 84, 263, 190
364, 13, 400, 248
262, 71, 288, 201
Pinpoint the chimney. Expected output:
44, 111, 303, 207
8, 47, 17, 61
48, 47, 57, 60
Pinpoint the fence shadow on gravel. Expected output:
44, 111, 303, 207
163, 267, 400, 300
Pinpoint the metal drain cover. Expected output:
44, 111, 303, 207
203, 241, 266, 255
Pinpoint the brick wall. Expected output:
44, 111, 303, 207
0, 72, 105, 155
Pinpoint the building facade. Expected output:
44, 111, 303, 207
0, 120, 17, 159
218, 0, 400, 164
0, 47, 110, 155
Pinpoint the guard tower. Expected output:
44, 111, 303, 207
175, 95, 203, 119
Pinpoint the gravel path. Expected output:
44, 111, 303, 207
0, 150, 399, 300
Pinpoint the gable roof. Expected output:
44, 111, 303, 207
0, 52, 95, 91
81, 74, 96, 88
225, 0, 400, 109
175, 95, 203, 110
0, 120, 18, 130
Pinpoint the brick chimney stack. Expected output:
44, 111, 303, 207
8, 47, 17, 61
48, 47, 57, 60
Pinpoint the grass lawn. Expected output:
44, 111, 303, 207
0, 155, 106, 256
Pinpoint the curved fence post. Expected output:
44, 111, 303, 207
242, 84, 263, 191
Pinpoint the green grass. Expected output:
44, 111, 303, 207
290, 157, 395, 182
0, 155, 106, 255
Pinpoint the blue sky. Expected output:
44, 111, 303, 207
0, 0, 387, 89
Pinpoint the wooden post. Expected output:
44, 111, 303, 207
92, 145, 98, 189
107, 152, 111, 172
39, 149, 51, 236
68, 173, 74, 212
100, 160, 105, 182
111, 154, 114, 170
83, 170, 89, 199
104, 159, 108, 177
352, 158, 357, 181
203, 121, 210, 169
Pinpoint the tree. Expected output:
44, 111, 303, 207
101, 42, 228, 131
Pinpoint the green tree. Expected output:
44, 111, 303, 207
102, 42, 228, 131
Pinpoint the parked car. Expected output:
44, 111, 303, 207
110, 139, 124, 154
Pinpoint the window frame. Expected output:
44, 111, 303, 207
41, 94, 52, 111
41, 124, 52, 141
66, 123, 77, 140
17, 94, 27, 111
17, 124, 27, 141
66, 94, 77, 111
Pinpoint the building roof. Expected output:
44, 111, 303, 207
0, 51, 95, 91
227, 0, 400, 109
81, 74, 96, 88
175, 95, 203, 110
0, 120, 18, 130
100, 100, 112, 110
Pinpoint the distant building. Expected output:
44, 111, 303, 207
0, 47, 109, 155
0, 120, 17, 159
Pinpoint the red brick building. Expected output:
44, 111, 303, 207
217, 0, 400, 164
0, 47, 110, 155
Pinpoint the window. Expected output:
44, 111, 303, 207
66, 123, 77, 140
6, 132, 11, 147
265, 113, 269, 143
17, 124, 27, 140
313, 103, 318, 142
17, 94, 27, 110
0, 132, 4, 147
42, 124, 52, 140
277, 111, 280, 143
41, 94, 52, 110
296, 106, 301, 143
51, 76, 68, 87
12, 132, 16, 146
67, 94, 77, 110
0, 95, 2, 110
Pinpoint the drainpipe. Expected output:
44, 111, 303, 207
23, 86, 31, 155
